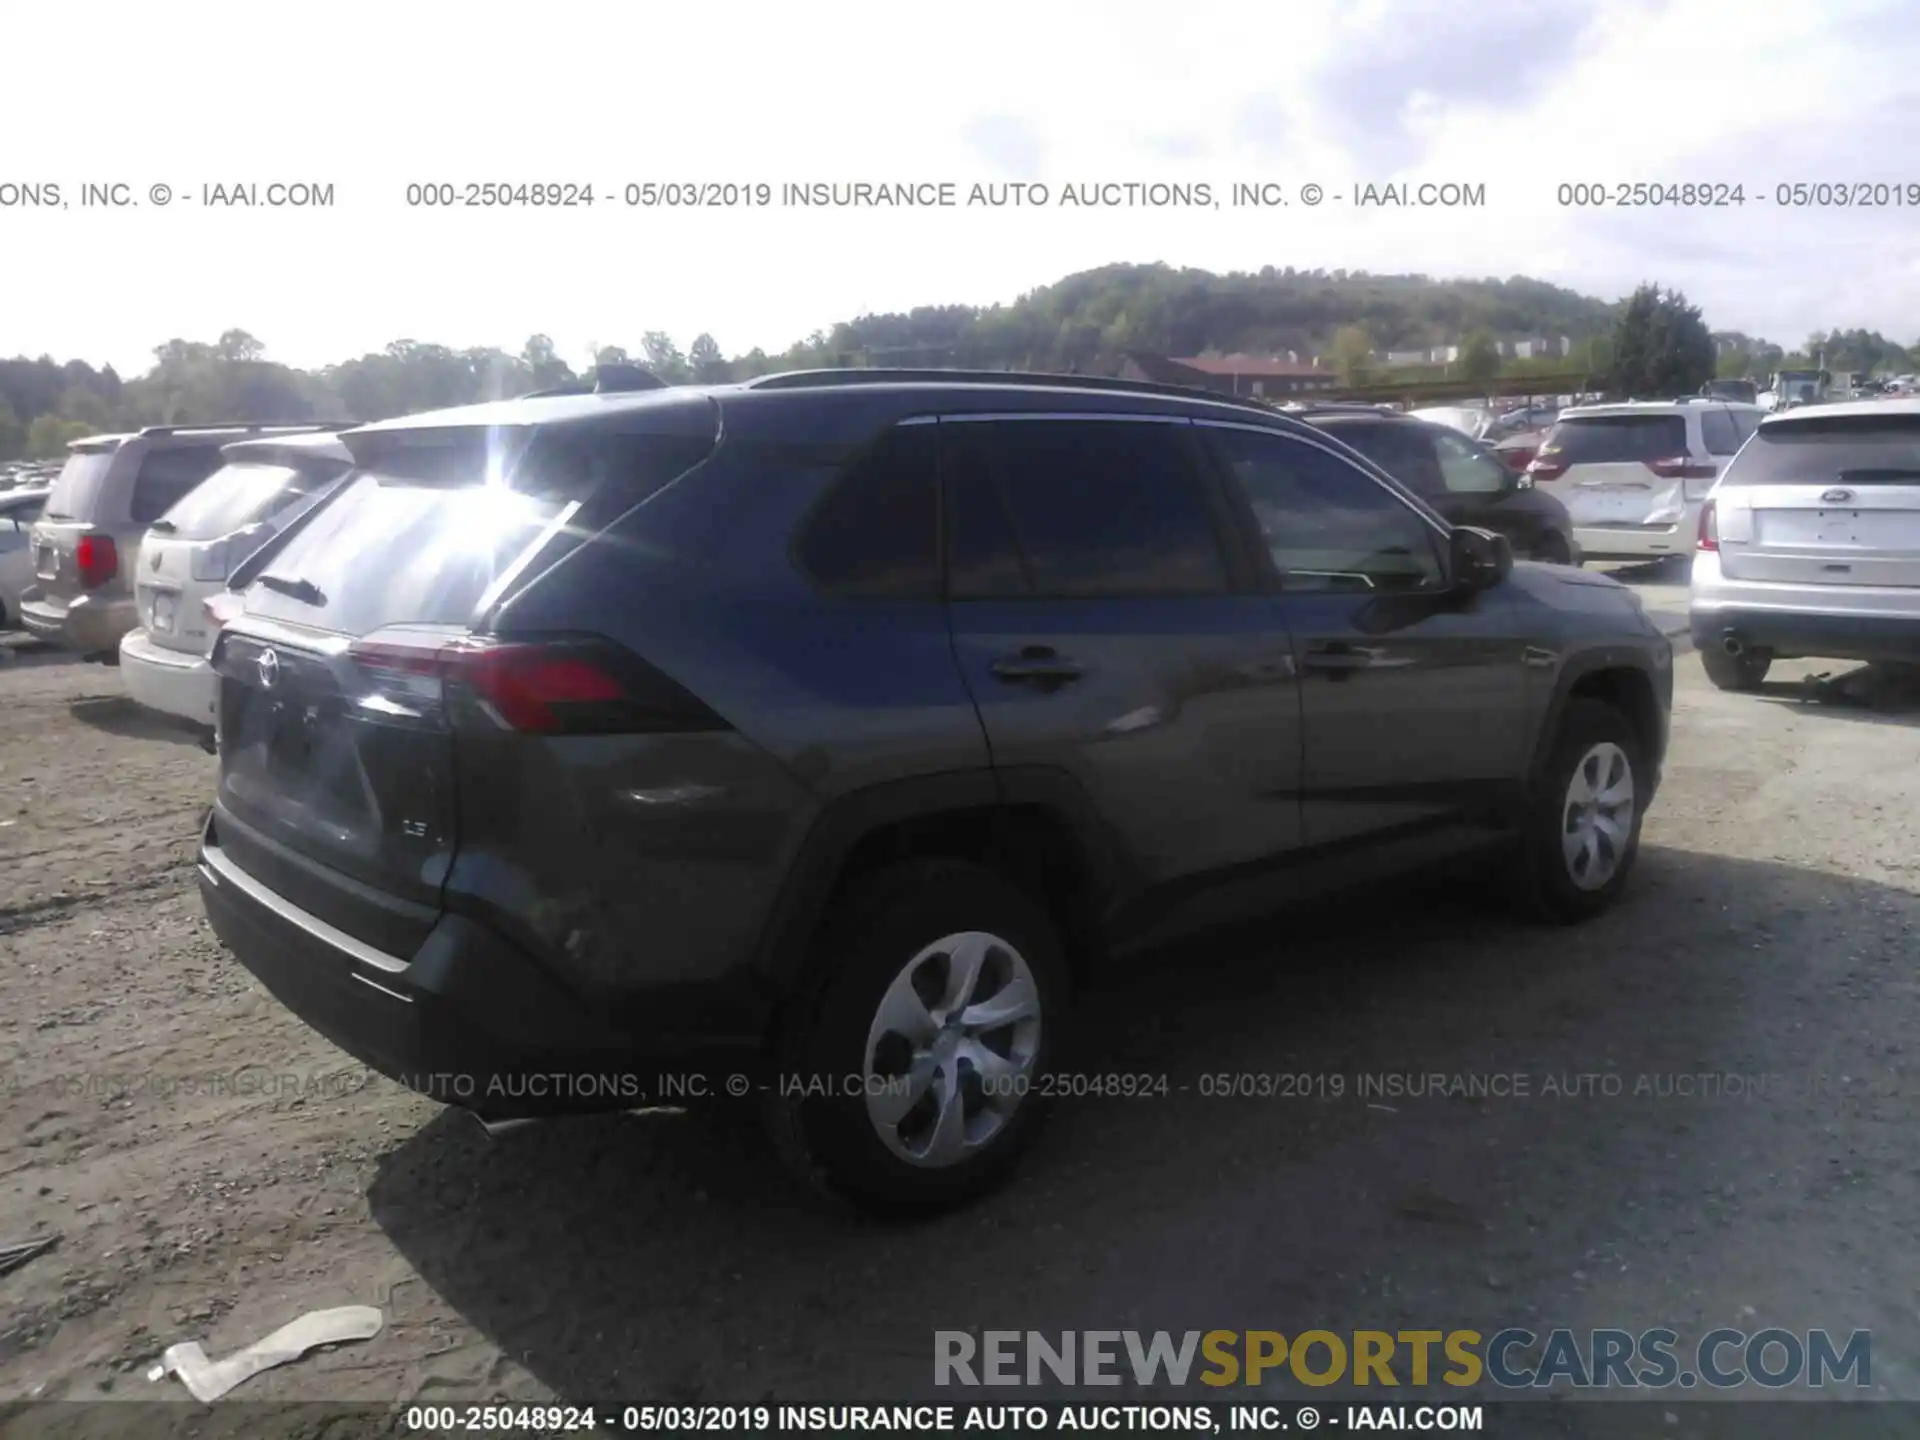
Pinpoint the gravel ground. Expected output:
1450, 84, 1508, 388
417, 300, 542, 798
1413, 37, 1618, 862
2, 600, 1917, 1427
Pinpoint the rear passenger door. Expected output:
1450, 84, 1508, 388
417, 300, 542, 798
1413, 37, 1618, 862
940, 414, 1306, 888
1198, 422, 1532, 850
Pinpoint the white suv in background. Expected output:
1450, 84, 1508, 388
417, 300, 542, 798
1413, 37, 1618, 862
1690, 398, 1920, 690
119, 431, 354, 727
1526, 399, 1762, 564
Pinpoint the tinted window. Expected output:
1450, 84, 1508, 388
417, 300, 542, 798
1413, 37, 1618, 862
43, 449, 116, 519
1539, 414, 1688, 466
1432, 430, 1511, 494
154, 459, 348, 541
1699, 408, 1743, 456
1209, 428, 1444, 593
1725, 414, 1920, 485
792, 423, 937, 598
131, 446, 229, 523
245, 429, 711, 636
942, 419, 1230, 599
1729, 409, 1760, 443
1324, 423, 1443, 496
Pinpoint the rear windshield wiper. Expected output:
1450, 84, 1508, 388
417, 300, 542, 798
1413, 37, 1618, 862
256, 574, 327, 606
146, 519, 177, 534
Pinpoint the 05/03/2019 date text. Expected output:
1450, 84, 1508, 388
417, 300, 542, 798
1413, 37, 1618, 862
1557, 181, 1920, 207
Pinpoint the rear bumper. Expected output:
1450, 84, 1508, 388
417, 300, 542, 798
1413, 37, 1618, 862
1691, 553, 1920, 662
120, 629, 217, 724
1690, 607, 1920, 663
197, 817, 761, 1117
1571, 523, 1692, 561
19, 591, 136, 653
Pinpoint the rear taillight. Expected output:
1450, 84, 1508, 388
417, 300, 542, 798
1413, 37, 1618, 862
1526, 457, 1569, 482
1646, 456, 1719, 480
1697, 499, 1719, 551
344, 633, 729, 736
75, 535, 118, 589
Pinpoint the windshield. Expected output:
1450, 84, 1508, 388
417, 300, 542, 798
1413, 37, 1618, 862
1726, 414, 1920, 484
43, 449, 117, 520
1539, 414, 1688, 465
155, 461, 332, 541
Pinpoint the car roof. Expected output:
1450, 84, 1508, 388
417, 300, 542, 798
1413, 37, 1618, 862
345, 367, 1309, 437
1558, 400, 1759, 419
1758, 396, 1920, 425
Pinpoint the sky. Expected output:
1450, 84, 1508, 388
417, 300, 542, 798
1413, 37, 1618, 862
6, 0, 1920, 374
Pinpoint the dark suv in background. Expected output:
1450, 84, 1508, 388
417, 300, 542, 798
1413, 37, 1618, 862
197, 370, 1672, 1214
1299, 407, 1582, 565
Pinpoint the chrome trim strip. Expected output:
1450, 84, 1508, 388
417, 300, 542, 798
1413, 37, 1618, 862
201, 842, 411, 976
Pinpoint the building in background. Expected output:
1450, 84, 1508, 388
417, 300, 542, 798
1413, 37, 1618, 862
1122, 352, 1338, 398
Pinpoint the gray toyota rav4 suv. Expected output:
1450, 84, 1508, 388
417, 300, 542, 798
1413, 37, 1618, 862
197, 369, 1673, 1214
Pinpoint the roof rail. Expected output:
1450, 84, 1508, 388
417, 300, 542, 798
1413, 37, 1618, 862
743, 367, 1286, 417
137, 421, 353, 437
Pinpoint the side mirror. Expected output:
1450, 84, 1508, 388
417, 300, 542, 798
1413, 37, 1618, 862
1449, 525, 1512, 592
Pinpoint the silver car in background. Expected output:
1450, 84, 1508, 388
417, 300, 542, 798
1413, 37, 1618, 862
1690, 398, 1920, 689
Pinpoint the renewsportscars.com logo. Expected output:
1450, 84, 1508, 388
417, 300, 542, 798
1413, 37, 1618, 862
934, 1328, 1871, 1390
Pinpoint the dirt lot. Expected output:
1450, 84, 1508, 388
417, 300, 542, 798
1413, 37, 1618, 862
3, 593, 1918, 1425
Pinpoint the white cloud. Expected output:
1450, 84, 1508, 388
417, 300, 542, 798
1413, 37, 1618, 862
5, 0, 1918, 371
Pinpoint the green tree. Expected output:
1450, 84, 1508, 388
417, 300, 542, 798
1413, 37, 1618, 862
1611, 284, 1714, 398
26, 413, 88, 456
1329, 325, 1375, 387
1459, 330, 1502, 386
217, 329, 266, 362
592, 344, 632, 368
520, 334, 574, 390
689, 333, 728, 383
0, 398, 23, 460
641, 332, 691, 383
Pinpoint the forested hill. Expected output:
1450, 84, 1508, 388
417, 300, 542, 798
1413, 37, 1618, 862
4, 264, 1632, 452
821, 263, 1621, 371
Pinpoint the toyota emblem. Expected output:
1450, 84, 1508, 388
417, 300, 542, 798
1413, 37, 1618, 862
255, 647, 280, 689
1821, 487, 1854, 503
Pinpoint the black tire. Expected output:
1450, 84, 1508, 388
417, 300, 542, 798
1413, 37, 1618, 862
1699, 643, 1772, 692
1514, 699, 1647, 924
763, 859, 1068, 1217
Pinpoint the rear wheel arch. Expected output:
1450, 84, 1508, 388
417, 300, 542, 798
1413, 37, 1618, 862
755, 767, 1123, 1013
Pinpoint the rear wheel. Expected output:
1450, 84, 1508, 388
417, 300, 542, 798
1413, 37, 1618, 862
764, 859, 1067, 1216
1699, 644, 1772, 691
1514, 699, 1646, 923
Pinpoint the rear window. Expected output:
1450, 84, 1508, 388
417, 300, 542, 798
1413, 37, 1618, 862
1539, 414, 1688, 465
130, 446, 230, 524
1724, 414, 1920, 485
244, 427, 711, 635
154, 460, 344, 540
43, 449, 117, 520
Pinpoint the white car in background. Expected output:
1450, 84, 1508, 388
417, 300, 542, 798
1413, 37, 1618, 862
1691, 398, 1920, 690
1408, 404, 1495, 440
119, 431, 355, 727
1525, 399, 1762, 565
0, 487, 52, 633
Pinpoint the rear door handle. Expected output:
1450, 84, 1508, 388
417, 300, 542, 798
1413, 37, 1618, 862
991, 646, 1085, 685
